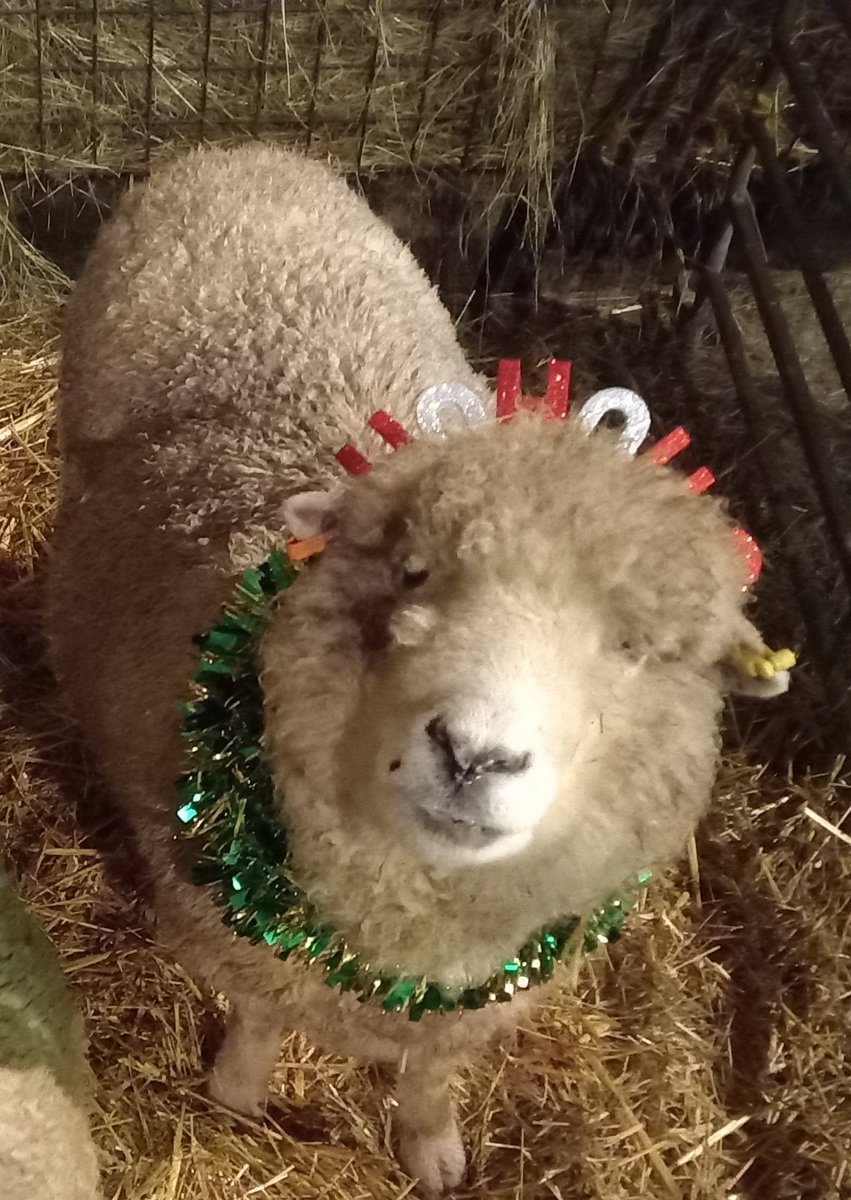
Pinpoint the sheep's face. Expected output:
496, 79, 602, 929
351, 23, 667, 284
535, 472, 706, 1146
272, 553, 607, 867
358, 572, 606, 866
267, 417, 763, 873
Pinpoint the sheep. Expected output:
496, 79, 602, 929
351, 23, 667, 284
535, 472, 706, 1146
45, 143, 788, 1195
0, 866, 101, 1199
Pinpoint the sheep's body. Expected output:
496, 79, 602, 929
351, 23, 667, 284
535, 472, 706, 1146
0, 869, 101, 1200
47, 144, 760, 1193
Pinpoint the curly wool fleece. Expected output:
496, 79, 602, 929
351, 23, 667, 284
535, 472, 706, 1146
56, 144, 489, 540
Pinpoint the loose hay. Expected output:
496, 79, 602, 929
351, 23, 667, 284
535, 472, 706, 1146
1, 313, 849, 1199
2, 1, 849, 294
1, 3, 841, 196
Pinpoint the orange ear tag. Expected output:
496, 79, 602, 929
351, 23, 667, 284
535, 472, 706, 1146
286, 534, 329, 562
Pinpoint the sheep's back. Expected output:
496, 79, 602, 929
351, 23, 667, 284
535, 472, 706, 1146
60, 144, 486, 517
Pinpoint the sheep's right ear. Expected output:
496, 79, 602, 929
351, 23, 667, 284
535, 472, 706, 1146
282, 490, 339, 540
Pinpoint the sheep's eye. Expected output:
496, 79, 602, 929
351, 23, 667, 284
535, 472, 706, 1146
402, 559, 430, 589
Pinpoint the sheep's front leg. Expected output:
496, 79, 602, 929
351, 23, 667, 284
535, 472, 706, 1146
207, 993, 286, 1118
394, 1053, 465, 1197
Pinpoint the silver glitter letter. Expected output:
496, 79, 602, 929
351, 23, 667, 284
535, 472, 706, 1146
578, 387, 651, 456
415, 383, 488, 437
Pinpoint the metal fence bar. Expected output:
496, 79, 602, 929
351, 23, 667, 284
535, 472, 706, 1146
773, 1, 851, 220
89, 0, 100, 165
409, 0, 443, 163
614, 2, 726, 170
34, 0, 46, 156
747, 112, 851, 406
591, 0, 675, 146
70, 61, 314, 78
5, 3, 291, 12
0, 112, 452, 143
678, 142, 758, 347
729, 192, 851, 597
252, 0, 275, 135
583, 0, 620, 109
703, 269, 851, 737
198, 0, 214, 141
460, 0, 499, 172
356, 1, 382, 175
144, 0, 156, 162
304, 0, 327, 151
659, 37, 736, 164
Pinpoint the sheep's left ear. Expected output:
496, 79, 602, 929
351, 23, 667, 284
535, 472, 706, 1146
720, 628, 796, 699
282, 489, 339, 540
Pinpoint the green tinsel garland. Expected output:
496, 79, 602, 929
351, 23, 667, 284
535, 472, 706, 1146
176, 549, 652, 1021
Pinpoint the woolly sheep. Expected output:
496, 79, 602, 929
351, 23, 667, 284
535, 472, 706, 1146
46, 144, 786, 1195
0, 866, 101, 1199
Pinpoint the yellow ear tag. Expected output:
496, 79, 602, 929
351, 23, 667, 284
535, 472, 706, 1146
730, 644, 797, 679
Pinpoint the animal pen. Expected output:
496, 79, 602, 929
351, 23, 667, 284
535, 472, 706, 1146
0, 1, 849, 1198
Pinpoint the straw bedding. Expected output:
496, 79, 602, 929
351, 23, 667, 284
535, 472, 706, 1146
0, 302, 848, 1199
1, 4, 849, 1195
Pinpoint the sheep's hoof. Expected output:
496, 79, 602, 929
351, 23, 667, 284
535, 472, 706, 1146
397, 1120, 467, 1197
206, 1068, 266, 1119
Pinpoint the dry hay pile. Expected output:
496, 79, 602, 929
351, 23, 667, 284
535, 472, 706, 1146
0, 1, 836, 199
0, 309, 849, 1200
0, 0, 708, 173
2, 1, 848, 309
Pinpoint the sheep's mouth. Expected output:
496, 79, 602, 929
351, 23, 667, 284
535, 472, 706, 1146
414, 806, 506, 849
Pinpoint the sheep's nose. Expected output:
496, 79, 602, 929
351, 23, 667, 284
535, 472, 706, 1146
425, 717, 531, 791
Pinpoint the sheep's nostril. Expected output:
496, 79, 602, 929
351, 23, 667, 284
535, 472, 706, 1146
425, 717, 453, 754
389, 759, 402, 773
426, 716, 461, 783
426, 717, 532, 789
486, 750, 532, 776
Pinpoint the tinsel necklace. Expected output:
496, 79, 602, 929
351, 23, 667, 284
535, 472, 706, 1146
176, 544, 652, 1023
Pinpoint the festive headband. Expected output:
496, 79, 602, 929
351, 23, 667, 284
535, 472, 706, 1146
331, 360, 765, 589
